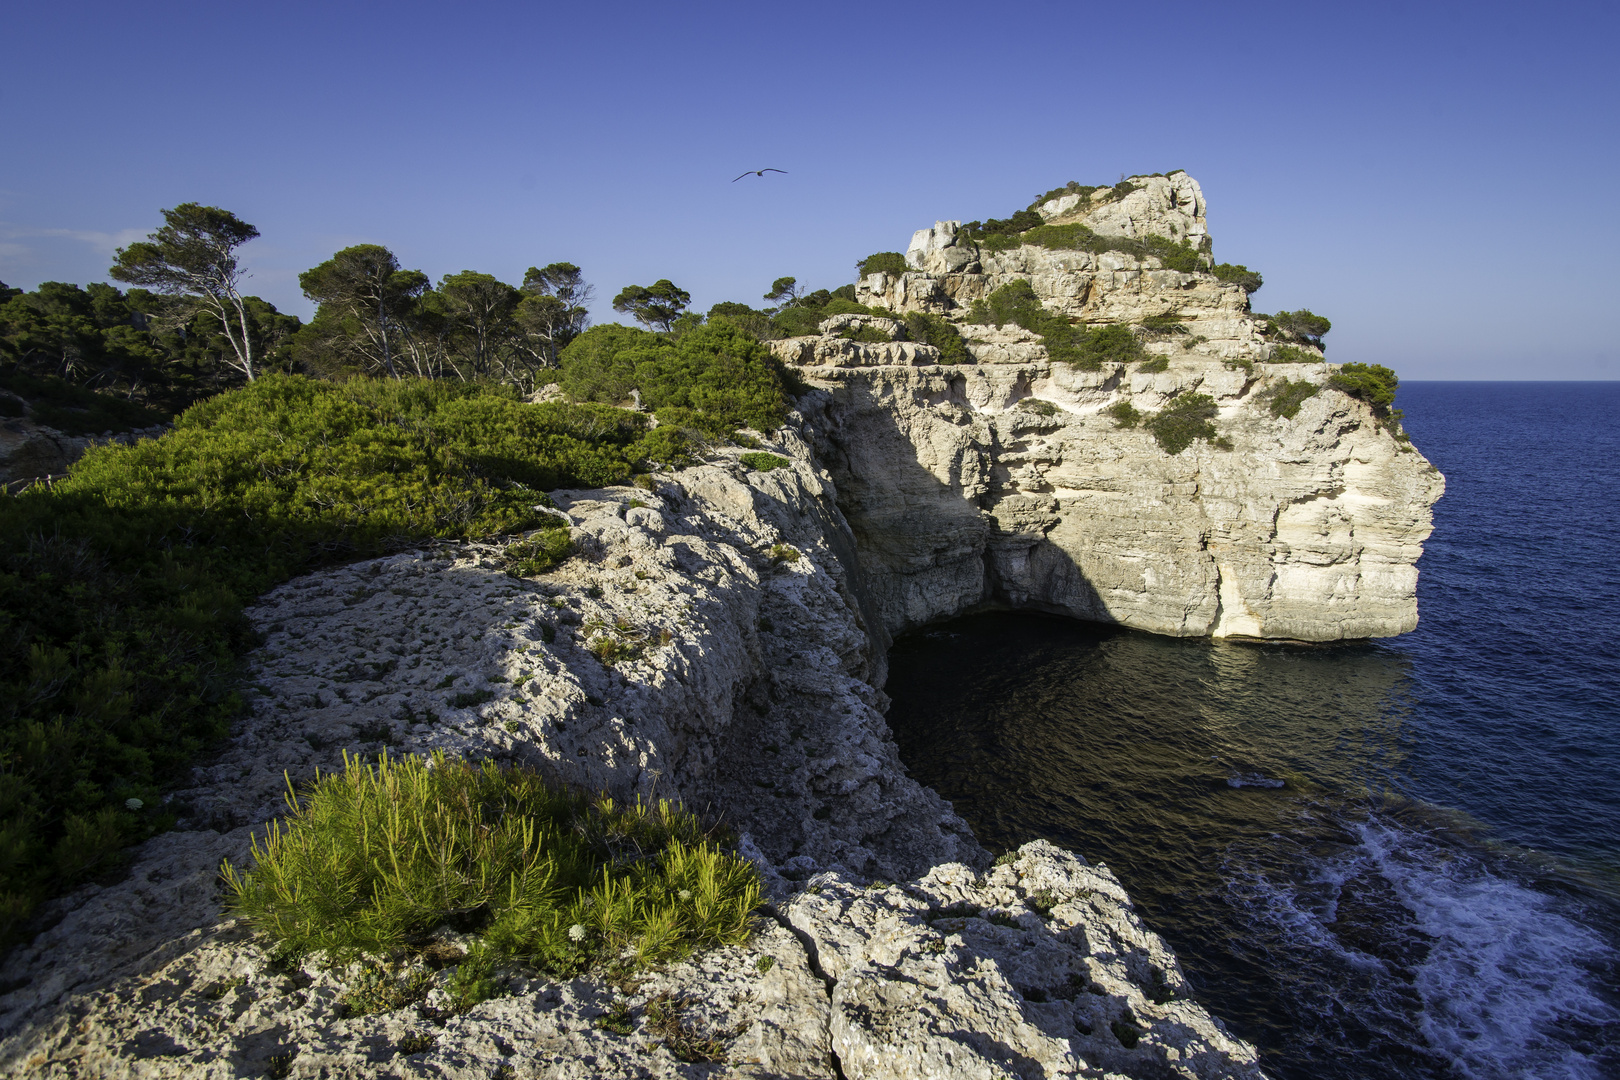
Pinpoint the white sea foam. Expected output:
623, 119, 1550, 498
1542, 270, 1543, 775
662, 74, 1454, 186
1232, 812, 1618, 1080
1350, 819, 1617, 1080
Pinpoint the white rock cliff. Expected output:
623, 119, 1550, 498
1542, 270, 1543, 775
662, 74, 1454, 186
0, 173, 1443, 1079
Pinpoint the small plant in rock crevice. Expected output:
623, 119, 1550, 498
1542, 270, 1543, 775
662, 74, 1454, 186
1263, 378, 1320, 419
504, 526, 573, 577
739, 452, 790, 473
1145, 393, 1221, 455
1105, 401, 1142, 428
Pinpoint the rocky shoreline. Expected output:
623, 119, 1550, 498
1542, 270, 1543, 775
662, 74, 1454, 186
0, 173, 1442, 1078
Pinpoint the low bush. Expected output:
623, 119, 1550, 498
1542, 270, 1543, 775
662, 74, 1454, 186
1146, 393, 1220, 454
1137, 355, 1170, 373
838, 326, 891, 344
969, 221, 1207, 273
1329, 363, 1402, 431
224, 753, 761, 976
1266, 310, 1332, 347
739, 452, 789, 473
966, 281, 1144, 372
559, 319, 789, 438
1212, 263, 1263, 293
1105, 401, 1141, 428
0, 375, 675, 948
856, 253, 909, 278
1015, 398, 1059, 417
505, 526, 574, 576
1267, 344, 1320, 364
902, 312, 971, 364
1263, 378, 1320, 419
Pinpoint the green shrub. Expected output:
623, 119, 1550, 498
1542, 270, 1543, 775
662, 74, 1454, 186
0, 375, 672, 949
1267, 309, 1332, 347
966, 282, 1147, 372
769, 306, 825, 338
1105, 401, 1141, 428
856, 253, 909, 278
1329, 362, 1400, 420
838, 326, 891, 344
224, 753, 761, 976
970, 221, 1206, 272
1146, 393, 1220, 454
505, 526, 573, 576
1263, 378, 1320, 419
1267, 344, 1319, 364
1014, 398, 1059, 417
1213, 263, 1263, 293
902, 312, 970, 364
559, 320, 788, 438
1137, 355, 1169, 373
739, 452, 790, 473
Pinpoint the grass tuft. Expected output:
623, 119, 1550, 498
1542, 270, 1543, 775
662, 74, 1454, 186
738, 452, 790, 473
223, 753, 761, 981
504, 527, 573, 576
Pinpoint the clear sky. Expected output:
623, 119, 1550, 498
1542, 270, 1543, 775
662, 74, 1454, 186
2, 0, 1615, 379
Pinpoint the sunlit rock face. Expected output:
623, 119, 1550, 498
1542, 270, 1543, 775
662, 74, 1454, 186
790, 171, 1442, 645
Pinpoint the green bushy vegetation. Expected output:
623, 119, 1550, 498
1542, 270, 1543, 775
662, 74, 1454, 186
1262, 378, 1320, 419
504, 526, 574, 576
1329, 362, 1404, 434
1137, 355, 1170, 373
0, 375, 675, 947
1105, 401, 1142, 428
224, 753, 760, 977
902, 312, 970, 364
1263, 310, 1332, 348
1146, 393, 1222, 454
558, 319, 789, 440
1212, 263, 1263, 293
0, 370, 167, 436
856, 252, 909, 278
1014, 398, 1059, 417
967, 282, 1143, 370
739, 452, 789, 473
1267, 344, 1321, 364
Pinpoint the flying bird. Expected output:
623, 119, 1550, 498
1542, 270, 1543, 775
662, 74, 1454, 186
733, 168, 787, 182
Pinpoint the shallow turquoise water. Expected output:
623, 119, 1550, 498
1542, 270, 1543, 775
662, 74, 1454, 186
883, 383, 1620, 1080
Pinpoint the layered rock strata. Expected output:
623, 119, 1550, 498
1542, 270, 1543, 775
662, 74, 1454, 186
791, 171, 1443, 647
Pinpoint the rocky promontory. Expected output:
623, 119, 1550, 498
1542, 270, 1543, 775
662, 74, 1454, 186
0, 173, 1442, 1078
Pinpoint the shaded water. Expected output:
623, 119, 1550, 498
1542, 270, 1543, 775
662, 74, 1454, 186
883, 383, 1620, 1079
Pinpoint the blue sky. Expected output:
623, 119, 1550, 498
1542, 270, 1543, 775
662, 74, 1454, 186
2, 0, 1614, 379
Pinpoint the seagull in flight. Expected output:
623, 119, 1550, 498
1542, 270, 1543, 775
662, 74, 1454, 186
733, 168, 787, 182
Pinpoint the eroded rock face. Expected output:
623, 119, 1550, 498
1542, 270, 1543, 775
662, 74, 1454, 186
792, 170, 1443, 645
0, 429, 1264, 1078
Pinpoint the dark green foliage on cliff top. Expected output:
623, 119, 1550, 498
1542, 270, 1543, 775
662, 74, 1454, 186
1213, 263, 1263, 294
1027, 182, 1106, 211
1266, 310, 1332, 348
225, 753, 760, 975
1329, 362, 1400, 418
856, 252, 909, 278
0, 375, 668, 949
558, 319, 790, 438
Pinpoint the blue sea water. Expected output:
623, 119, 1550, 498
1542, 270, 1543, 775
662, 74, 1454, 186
882, 382, 1620, 1080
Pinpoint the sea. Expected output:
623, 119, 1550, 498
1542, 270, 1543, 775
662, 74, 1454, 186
883, 382, 1620, 1080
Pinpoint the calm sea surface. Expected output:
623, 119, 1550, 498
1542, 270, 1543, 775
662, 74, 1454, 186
883, 382, 1620, 1080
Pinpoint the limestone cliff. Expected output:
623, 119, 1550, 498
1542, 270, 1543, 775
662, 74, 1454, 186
783, 170, 1443, 647
0, 173, 1441, 1080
